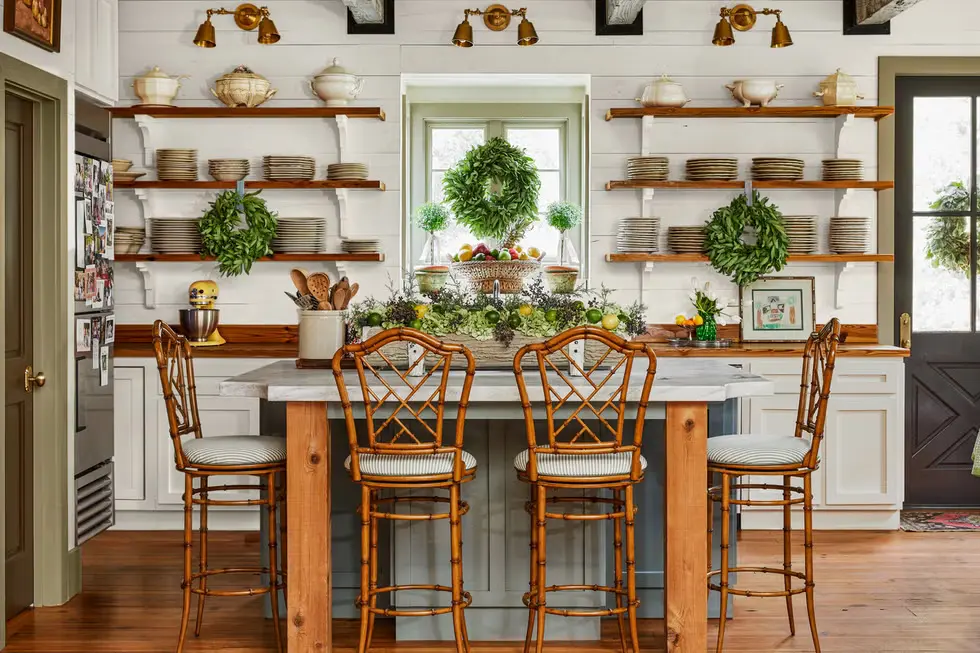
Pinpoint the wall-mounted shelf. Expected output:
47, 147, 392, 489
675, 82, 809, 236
110, 106, 386, 120
605, 106, 894, 121
116, 180, 385, 191
605, 180, 893, 191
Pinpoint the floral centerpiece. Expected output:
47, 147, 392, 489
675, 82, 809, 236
675, 277, 740, 341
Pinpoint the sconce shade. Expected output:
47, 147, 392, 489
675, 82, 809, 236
452, 19, 474, 47
517, 17, 538, 45
257, 16, 280, 44
712, 18, 735, 46
194, 19, 217, 48
770, 18, 792, 47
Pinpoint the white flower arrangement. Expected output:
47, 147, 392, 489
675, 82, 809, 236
678, 277, 741, 326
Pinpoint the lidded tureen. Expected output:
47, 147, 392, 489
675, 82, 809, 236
636, 74, 690, 108
310, 58, 364, 106
813, 69, 865, 106
211, 65, 277, 108
132, 66, 187, 107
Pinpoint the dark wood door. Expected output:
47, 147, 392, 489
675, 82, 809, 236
897, 76, 980, 508
5, 92, 34, 618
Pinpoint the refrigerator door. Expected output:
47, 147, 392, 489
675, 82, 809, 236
73, 154, 114, 314
75, 333, 114, 474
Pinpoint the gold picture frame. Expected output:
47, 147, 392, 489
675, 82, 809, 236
739, 276, 816, 343
4, 0, 62, 53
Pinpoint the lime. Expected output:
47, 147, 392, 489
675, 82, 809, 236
507, 312, 522, 329
618, 313, 629, 324
366, 312, 383, 327
485, 310, 500, 325
573, 300, 586, 312
585, 308, 603, 324
544, 308, 558, 323
490, 249, 500, 259
601, 314, 620, 331
409, 319, 423, 329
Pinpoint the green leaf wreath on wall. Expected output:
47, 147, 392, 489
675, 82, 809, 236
925, 181, 971, 277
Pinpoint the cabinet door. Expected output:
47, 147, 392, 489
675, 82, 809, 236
74, 0, 96, 95
823, 394, 901, 506
113, 367, 145, 501
94, 0, 119, 102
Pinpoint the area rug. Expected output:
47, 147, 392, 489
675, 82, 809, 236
900, 511, 980, 532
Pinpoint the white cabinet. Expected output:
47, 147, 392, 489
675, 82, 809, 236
75, 0, 119, 104
113, 367, 145, 501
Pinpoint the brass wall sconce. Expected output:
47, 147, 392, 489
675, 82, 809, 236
712, 4, 792, 48
452, 5, 538, 47
193, 3, 280, 48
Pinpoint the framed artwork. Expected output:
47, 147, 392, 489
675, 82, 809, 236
4, 0, 61, 53
739, 276, 816, 343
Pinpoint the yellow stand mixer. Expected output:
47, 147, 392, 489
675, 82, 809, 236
183, 280, 226, 347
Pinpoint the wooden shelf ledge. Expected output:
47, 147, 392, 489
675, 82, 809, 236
115, 180, 385, 191
605, 180, 893, 191
110, 106, 386, 120
115, 253, 385, 263
605, 253, 893, 264
605, 106, 894, 121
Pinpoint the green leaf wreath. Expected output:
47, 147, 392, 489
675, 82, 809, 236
442, 136, 541, 247
703, 192, 789, 286
925, 181, 970, 277
198, 190, 278, 277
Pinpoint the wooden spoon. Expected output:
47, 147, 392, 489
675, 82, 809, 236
290, 268, 310, 295
330, 277, 350, 312
346, 283, 359, 308
306, 272, 332, 309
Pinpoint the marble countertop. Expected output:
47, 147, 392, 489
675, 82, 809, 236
219, 359, 774, 404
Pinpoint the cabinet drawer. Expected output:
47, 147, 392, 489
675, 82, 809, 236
750, 359, 900, 395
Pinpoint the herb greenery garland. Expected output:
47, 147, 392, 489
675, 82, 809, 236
198, 190, 278, 277
703, 192, 788, 286
442, 136, 541, 247
925, 181, 970, 277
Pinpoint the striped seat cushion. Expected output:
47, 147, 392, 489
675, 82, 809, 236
183, 436, 286, 467
514, 449, 648, 477
345, 451, 478, 476
707, 434, 812, 467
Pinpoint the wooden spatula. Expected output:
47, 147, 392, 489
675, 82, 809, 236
306, 272, 332, 309
290, 268, 310, 296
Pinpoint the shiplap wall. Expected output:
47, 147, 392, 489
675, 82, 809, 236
113, 0, 980, 326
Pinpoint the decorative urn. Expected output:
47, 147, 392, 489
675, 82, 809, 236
211, 65, 277, 108
637, 74, 690, 108
310, 58, 364, 106
132, 66, 187, 107
813, 69, 865, 107
726, 79, 784, 107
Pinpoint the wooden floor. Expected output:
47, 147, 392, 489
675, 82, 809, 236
5, 529, 980, 652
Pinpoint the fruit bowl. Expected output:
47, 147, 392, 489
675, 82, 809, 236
451, 259, 541, 294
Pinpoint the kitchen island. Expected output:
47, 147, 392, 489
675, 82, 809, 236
220, 358, 774, 653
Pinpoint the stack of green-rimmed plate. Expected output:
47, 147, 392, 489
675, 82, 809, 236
782, 215, 818, 254
822, 159, 864, 181
263, 155, 316, 181
156, 149, 198, 181
685, 158, 738, 181
751, 157, 805, 181
626, 156, 669, 181
616, 217, 660, 253
271, 217, 325, 253
326, 162, 369, 180
667, 225, 706, 253
829, 216, 870, 254
149, 217, 202, 253
341, 239, 381, 254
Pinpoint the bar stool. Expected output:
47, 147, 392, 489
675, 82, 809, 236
707, 318, 841, 653
152, 320, 286, 653
512, 326, 657, 653
332, 327, 477, 653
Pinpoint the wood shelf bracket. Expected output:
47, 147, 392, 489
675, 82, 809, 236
833, 261, 857, 309
134, 115, 160, 167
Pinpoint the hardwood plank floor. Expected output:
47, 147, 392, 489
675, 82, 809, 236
5, 530, 980, 652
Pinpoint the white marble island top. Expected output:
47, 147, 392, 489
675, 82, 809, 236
219, 359, 774, 404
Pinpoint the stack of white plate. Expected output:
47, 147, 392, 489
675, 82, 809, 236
149, 218, 202, 253
156, 149, 198, 181
686, 158, 738, 181
208, 158, 250, 182
829, 217, 870, 254
326, 162, 369, 181
271, 217, 325, 253
616, 217, 660, 253
667, 226, 706, 253
626, 157, 669, 181
114, 227, 146, 255
822, 159, 864, 181
782, 215, 818, 254
341, 239, 381, 254
752, 157, 805, 181
263, 155, 316, 181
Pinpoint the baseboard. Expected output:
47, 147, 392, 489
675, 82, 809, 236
741, 509, 899, 530
113, 509, 260, 531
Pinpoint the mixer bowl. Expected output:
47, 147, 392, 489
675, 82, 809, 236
179, 308, 219, 342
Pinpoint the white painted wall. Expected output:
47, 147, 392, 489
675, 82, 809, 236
0, 0, 75, 81
113, 0, 980, 327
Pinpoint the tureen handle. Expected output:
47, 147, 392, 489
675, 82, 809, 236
813, 89, 827, 98
351, 76, 364, 98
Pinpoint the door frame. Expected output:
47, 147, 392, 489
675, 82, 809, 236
0, 54, 75, 644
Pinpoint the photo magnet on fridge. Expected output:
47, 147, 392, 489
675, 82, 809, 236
76, 318, 91, 353
105, 315, 115, 344
100, 346, 109, 386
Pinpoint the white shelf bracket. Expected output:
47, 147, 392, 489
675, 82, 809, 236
835, 187, 857, 215
134, 115, 159, 167
336, 188, 350, 239
135, 262, 156, 309
134, 188, 154, 222
640, 115, 655, 156
834, 114, 856, 158
833, 261, 857, 309
638, 261, 655, 302
335, 114, 350, 163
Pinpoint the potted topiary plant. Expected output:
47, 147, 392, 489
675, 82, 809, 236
414, 202, 451, 293
544, 201, 582, 293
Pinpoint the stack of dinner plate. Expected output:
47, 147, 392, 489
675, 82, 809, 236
208, 158, 250, 182
341, 239, 381, 254
782, 215, 818, 254
751, 157, 805, 181
326, 162, 369, 181
114, 227, 146, 255
667, 226, 706, 253
149, 218, 202, 253
616, 217, 660, 253
271, 217, 326, 253
822, 159, 864, 181
626, 156, 669, 181
156, 149, 198, 181
263, 155, 316, 181
829, 216, 870, 254
685, 158, 738, 181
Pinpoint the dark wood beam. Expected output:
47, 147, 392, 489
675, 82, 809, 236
344, 0, 395, 34
595, 0, 647, 36
857, 0, 927, 24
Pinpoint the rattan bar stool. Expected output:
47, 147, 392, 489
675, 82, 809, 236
707, 319, 841, 653
332, 327, 477, 653
513, 326, 657, 653
152, 321, 286, 653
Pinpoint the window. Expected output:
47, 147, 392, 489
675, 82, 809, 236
409, 104, 583, 267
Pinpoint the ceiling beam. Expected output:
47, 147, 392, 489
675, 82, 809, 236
343, 0, 394, 34
856, 0, 927, 24
596, 0, 647, 36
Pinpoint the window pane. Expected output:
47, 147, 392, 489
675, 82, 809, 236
524, 221, 561, 260
914, 215, 970, 332
430, 128, 485, 170
431, 171, 446, 203
506, 128, 561, 169
913, 97, 972, 212
537, 171, 561, 213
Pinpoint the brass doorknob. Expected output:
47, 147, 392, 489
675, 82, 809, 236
24, 366, 46, 393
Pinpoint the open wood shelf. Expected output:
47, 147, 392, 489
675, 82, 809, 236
115, 180, 385, 191
605, 180, 893, 191
605, 253, 893, 264
115, 253, 385, 263
110, 106, 386, 120
605, 106, 894, 121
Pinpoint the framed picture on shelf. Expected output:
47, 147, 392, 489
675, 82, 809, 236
739, 276, 815, 343
4, 0, 61, 52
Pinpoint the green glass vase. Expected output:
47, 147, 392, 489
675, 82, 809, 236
695, 313, 717, 341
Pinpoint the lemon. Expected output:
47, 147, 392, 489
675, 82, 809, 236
601, 314, 620, 330
519, 304, 533, 317
693, 314, 704, 326
460, 243, 473, 251
414, 304, 429, 319
674, 314, 686, 326
458, 249, 474, 262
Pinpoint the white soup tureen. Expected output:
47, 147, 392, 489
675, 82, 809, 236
211, 66, 277, 109
310, 59, 364, 107
726, 79, 784, 107
637, 74, 690, 108
132, 66, 187, 107
813, 69, 865, 107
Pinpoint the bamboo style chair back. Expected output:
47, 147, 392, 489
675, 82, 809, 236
332, 327, 477, 481
795, 318, 842, 469
152, 320, 203, 471
513, 326, 657, 482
